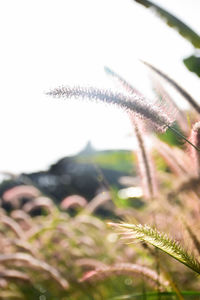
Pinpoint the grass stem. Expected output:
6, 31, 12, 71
168, 125, 200, 151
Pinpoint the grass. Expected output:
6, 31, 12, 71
2, 57, 200, 300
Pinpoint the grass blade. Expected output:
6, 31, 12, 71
133, 0, 200, 48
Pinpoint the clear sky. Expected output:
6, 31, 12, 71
0, 0, 200, 173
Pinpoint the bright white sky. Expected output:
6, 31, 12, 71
0, 0, 200, 173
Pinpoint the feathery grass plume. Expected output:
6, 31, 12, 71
47, 83, 200, 151
11, 239, 37, 256
105, 66, 158, 199
155, 139, 191, 177
0, 215, 25, 240
60, 195, 87, 210
104, 66, 143, 96
105, 66, 178, 129
151, 78, 188, 132
22, 196, 54, 214
131, 118, 157, 199
73, 214, 105, 230
2, 185, 40, 202
80, 262, 169, 290
47, 86, 175, 133
0, 253, 69, 289
109, 223, 200, 275
10, 210, 33, 230
76, 258, 107, 270
0, 270, 30, 282
141, 60, 200, 114
189, 122, 200, 177
84, 191, 111, 213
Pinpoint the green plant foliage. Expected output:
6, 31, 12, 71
76, 150, 135, 174
109, 290, 200, 300
183, 55, 200, 77
133, 0, 200, 48
157, 125, 184, 147
110, 186, 145, 209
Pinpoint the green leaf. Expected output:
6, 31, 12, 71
109, 291, 200, 300
183, 55, 200, 77
157, 125, 183, 147
133, 0, 200, 48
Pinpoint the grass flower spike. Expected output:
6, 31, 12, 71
141, 60, 200, 114
104, 66, 142, 97
80, 262, 169, 290
109, 222, 200, 275
47, 86, 175, 133
131, 118, 157, 199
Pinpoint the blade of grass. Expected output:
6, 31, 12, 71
109, 291, 200, 300
133, 0, 200, 48
168, 125, 200, 151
